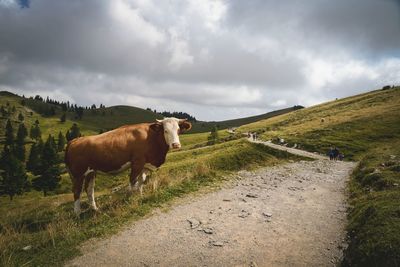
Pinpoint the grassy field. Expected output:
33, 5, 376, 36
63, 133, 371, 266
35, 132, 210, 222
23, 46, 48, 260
1, 87, 399, 266
238, 87, 400, 266
0, 137, 305, 266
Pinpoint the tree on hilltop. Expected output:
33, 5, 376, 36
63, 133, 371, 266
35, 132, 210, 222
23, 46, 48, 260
66, 123, 81, 141
5, 119, 14, 146
15, 123, 28, 161
30, 123, 42, 141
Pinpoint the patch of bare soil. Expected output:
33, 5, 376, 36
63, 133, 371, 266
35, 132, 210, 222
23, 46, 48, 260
68, 143, 355, 267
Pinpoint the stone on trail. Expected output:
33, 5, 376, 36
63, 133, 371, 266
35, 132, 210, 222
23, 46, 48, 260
262, 212, 272, 218
201, 228, 214, 234
239, 210, 251, 218
246, 193, 258, 198
210, 241, 224, 247
187, 218, 201, 229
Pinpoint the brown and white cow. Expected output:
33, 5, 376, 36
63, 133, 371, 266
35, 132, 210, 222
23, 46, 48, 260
65, 117, 192, 214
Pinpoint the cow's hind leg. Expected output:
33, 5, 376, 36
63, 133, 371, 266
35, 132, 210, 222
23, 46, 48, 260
84, 171, 98, 211
129, 160, 145, 195
72, 175, 85, 215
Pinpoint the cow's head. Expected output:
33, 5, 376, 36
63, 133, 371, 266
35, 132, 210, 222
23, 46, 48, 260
152, 117, 192, 149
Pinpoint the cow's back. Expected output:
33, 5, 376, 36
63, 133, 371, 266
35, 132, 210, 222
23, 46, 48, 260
65, 124, 151, 176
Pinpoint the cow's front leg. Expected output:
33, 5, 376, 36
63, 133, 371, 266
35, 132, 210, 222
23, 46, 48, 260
129, 159, 145, 195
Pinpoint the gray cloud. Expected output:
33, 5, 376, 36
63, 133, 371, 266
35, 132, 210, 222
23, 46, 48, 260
0, 0, 399, 121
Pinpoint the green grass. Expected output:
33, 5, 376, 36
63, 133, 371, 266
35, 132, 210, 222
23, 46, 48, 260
238, 87, 400, 266
342, 141, 400, 267
0, 139, 305, 266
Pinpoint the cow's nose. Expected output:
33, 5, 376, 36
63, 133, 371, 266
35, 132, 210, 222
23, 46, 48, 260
172, 143, 181, 149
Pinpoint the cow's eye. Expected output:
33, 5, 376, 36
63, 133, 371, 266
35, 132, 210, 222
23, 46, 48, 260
164, 130, 168, 133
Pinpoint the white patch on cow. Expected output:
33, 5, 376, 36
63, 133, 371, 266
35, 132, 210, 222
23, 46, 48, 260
87, 178, 98, 210
157, 117, 181, 149
142, 172, 147, 183
84, 168, 94, 176
74, 199, 81, 215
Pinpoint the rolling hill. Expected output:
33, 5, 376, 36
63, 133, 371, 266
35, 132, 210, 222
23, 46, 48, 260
0, 91, 301, 139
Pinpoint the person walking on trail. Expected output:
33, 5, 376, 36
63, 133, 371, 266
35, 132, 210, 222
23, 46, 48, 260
328, 147, 334, 160
333, 147, 340, 161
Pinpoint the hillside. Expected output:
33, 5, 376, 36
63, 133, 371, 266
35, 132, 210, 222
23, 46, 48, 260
190, 105, 303, 133
0, 91, 301, 139
0, 91, 163, 139
239, 86, 400, 266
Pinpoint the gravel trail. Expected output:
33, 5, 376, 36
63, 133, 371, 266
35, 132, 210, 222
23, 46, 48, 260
68, 141, 355, 267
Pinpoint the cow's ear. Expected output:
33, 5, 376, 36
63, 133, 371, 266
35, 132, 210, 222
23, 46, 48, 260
179, 120, 192, 133
150, 123, 163, 132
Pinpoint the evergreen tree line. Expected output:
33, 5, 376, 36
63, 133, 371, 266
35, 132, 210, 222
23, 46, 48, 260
22, 94, 108, 120
0, 119, 81, 200
146, 108, 197, 122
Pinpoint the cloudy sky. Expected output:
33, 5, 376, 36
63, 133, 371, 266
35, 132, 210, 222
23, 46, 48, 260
0, 0, 399, 121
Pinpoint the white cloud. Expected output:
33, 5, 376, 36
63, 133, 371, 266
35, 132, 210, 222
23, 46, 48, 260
110, 0, 165, 47
167, 28, 193, 71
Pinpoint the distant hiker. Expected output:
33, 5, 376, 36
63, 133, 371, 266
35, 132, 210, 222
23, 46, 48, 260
333, 147, 340, 161
328, 147, 334, 160
247, 132, 251, 139
338, 153, 344, 161
252, 133, 256, 141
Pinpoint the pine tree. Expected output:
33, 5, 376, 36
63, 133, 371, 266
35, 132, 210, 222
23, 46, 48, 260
66, 123, 81, 141
0, 146, 28, 200
17, 123, 28, 140
26, 143, 40, 173
15, 123, 28, 161
30, 124, 42, 141
57, 131, 66, 152
60, 113, 66, 123
208, 126, 219, 145
18, 113, 24, 121
0, 105, 7, 117
32, 135, 61, 196
5, 119, 14, 146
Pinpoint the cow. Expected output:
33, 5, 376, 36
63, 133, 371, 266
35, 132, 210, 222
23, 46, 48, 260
65, 117, 192, 215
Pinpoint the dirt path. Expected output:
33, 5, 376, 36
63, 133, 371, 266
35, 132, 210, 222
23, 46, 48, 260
252, 139, 328, 160
68, 141, 356, 267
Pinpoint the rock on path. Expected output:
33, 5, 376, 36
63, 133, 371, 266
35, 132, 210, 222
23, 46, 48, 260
68, 141, 355, 267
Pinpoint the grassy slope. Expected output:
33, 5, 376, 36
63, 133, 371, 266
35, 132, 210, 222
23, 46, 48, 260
0, 91, 300, 137
190, 106, 302, 133
239, 87, 400, 266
